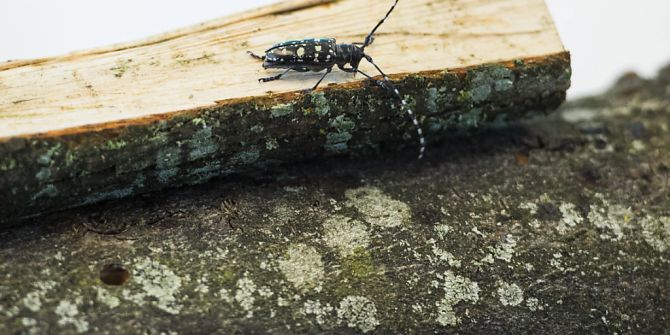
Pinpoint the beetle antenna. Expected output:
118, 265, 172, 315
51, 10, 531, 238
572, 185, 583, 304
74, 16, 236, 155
359, 55, 426, 159
362, 0, 399, 50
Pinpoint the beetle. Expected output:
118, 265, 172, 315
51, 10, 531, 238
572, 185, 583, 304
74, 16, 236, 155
248, 0, 426, 159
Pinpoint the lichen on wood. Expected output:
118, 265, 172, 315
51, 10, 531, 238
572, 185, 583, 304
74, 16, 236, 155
0, 53, 571, 224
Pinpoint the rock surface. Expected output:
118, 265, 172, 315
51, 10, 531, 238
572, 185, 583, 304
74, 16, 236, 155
1, 63, 669, 334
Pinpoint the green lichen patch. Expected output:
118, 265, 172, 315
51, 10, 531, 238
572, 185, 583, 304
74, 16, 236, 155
230, 150, 260, 165
466, 65, 515, 103
310, 91, 331, 116
340, 248, 376, 279
328, 114, 356, 133
188, 127, 219, 161
0, 158, 17, 171
324, 132, 353, 153
265, 138, 279, 151
105, 140, 128, 150
270, 103, 294, 118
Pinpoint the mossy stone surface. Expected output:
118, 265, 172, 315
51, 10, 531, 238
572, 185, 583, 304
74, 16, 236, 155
4, 58, 670, 334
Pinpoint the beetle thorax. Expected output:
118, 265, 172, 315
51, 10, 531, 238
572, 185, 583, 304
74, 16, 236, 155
335, 44, 365, 69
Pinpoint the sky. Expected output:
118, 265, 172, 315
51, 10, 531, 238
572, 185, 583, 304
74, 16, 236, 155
1, 0, 669, 97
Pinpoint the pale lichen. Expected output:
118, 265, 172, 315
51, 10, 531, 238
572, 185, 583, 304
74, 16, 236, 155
639, 215, 670, 253
122, 257, 184, 315
95, 287, 120, 309
304, 299, 335, 327
188, 127, 219, 161
337, 296, 380, 333
518, 201, 538, 215
235, 274, 258, 318
490, 234, 518, 262
322, 215, 370, 257
588, 196, 633, 241
435, 271, 480, 326
526, 297, 541, 311
22, 280, 57, 312
497, 281, 524, 307
277, 244, 324, 293
22, 292, 42, 312
556, 201, 583, 235
344, 186, 411, 228
427, 238, 461, 267
55, 299, 89, 333
434, 223, 451, 240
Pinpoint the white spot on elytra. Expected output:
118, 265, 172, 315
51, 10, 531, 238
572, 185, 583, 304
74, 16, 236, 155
296, 47, 305, 57
315, 45, 322, 52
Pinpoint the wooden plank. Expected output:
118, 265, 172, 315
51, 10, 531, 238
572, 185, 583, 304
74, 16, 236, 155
0, 0, 570, 224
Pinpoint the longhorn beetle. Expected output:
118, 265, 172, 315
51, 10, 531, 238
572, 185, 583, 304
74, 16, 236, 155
248, 0, 426, 159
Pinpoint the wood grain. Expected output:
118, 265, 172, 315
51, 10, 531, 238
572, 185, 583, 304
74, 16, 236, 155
0, 0, 563, 139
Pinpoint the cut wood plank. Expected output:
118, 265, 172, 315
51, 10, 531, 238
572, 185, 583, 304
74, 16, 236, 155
0, 0, 570, 224
0, 0, 564, 138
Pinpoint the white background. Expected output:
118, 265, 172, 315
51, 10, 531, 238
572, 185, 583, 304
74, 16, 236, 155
1, 1, 669, 97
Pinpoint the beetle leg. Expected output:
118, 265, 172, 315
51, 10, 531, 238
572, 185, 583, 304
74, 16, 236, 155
310, 66, 333, 91
247, 51, 265, 61
259, 68, 291, 83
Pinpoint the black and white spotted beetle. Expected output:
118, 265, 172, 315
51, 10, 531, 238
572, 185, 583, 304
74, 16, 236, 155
248, 0, 426, 159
